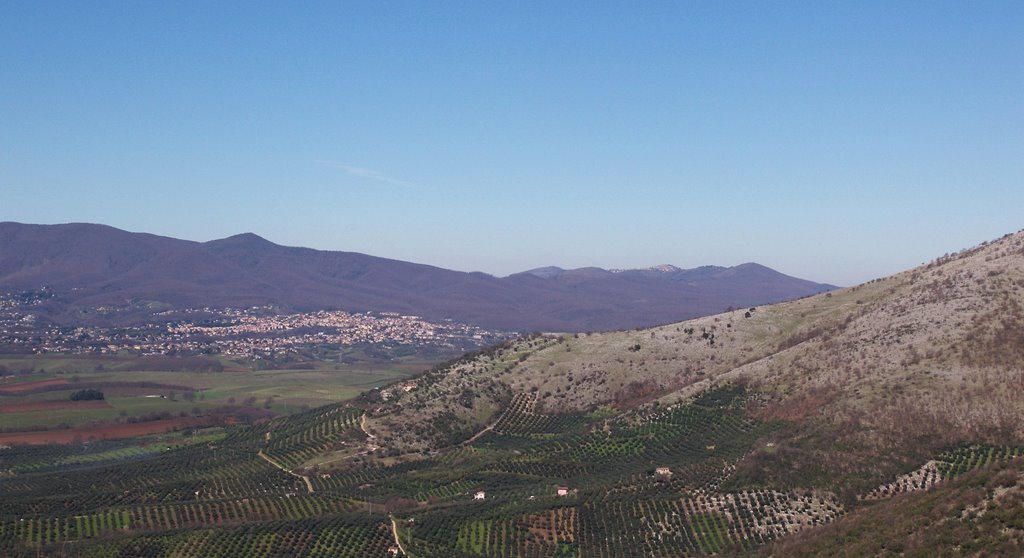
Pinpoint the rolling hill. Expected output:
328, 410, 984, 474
367, 229, 1024, 464
354, 228, 1024, 553
0, 222, 835, 332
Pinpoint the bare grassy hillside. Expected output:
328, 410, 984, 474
365, 230, 1024, 494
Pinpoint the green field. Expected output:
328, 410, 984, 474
0, 354, 428, 431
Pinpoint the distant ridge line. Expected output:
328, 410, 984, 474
0, 222, 837, 332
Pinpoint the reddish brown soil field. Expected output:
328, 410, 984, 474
0, 399, 111, 413
0, 416, 216, 445
0, 378, 70, 395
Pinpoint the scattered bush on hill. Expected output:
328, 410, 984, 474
69, 388, 105, 401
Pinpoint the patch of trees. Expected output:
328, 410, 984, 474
458, 388, 476, 409
428, 411, 478, 447
69, 388, 105, 401
612, 379, 662, 409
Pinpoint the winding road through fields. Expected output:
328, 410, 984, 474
390, 514, 408, 556
257, 445, 314, 494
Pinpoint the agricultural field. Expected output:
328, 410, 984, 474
0, 383, 817, 557
389, 384, 847, 557
4, 377, 981, 557
0, 353, 426, 440
1, 363, 1022, 556
0, 401, 383, 556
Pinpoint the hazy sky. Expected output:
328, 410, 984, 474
3, 2, 1022, 286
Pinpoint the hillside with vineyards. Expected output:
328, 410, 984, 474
1, 230, 1023, 556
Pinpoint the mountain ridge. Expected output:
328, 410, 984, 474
0, 221, 836, 332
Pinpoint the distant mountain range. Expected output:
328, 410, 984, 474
0, 222, 836, 331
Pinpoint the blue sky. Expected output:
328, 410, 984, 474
2, 2, 1021, 285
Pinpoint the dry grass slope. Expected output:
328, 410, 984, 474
367, 230, 1024, 495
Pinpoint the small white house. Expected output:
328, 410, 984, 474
556, 486, 569, 497
474, 491, 486, 500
